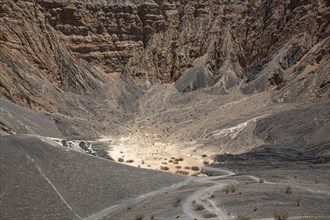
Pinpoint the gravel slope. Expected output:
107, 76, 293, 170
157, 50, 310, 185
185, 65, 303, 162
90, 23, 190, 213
0, 135, 186, 219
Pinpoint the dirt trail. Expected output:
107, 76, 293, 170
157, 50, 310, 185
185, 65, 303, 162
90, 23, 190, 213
85, 179, 192, 220
182, 168, 236, 220
86, 165, 327, 220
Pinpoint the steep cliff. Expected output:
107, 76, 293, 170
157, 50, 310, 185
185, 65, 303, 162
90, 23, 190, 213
126, 0, 329, 101
0, 0, 329, 111
0, 0, 114, 112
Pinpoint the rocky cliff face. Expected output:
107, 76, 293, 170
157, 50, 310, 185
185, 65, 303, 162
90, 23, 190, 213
0, 0, 114, 112
0, 0, 329, 111
126, 0, 329, 101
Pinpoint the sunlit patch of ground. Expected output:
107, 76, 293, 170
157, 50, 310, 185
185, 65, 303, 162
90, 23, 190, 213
100, 134, 214, 176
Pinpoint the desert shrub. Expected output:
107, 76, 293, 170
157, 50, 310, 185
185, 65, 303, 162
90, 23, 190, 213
224, 184, 237, 193
286, 185, 292, 194
184, 166, 191, 170
191, 166, 200, 171
176, 170, 189, 175
203, 161, 209, 165
118, 158, 124, 162
174, 197, 181, 207
194, 203, 204, 211
174, 157, 183, 161
163, 166, 169, 171
126, 159, 134, 163
202, 154, 207, 157
175, 166, 182, 169
135, 214, 143, 220
273, 210, 288, 220
204, 212, 217, 218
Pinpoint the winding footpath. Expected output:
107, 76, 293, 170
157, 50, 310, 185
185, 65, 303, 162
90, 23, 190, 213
84, 165, 328, 220
181, 168, 237, 220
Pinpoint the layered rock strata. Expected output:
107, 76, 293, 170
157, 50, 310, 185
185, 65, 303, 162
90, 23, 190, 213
0, 0, 329, 111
